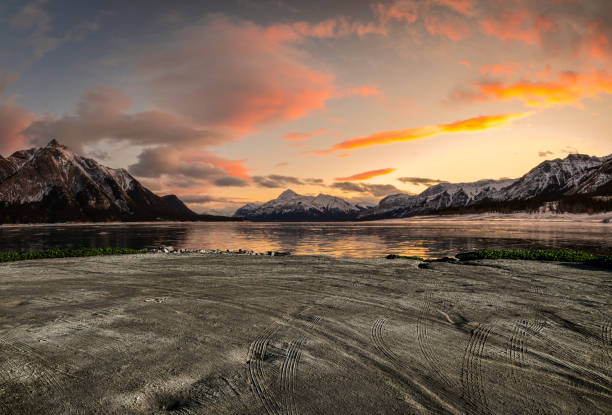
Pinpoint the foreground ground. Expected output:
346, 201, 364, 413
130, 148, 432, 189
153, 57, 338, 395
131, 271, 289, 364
0, 254, 610, 414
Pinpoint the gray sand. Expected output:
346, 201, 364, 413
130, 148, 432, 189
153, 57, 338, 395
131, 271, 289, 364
0, 254, 610, 414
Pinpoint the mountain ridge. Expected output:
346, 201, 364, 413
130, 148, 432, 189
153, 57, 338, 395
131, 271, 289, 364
0, 140, 239, 224
234, 152, 612, 221
233, 188, 369, 221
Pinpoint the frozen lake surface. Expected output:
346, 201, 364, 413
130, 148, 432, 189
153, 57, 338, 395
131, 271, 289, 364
1, 215, 611, 258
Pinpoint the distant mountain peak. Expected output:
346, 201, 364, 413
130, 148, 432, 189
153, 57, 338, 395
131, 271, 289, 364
234, 189, 363, 221
0, 141, 218, 223
278, 189, 298, 199
46, 139, 67, 150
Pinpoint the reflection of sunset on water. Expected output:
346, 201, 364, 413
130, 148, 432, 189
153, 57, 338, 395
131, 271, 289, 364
2, 218, 610, 258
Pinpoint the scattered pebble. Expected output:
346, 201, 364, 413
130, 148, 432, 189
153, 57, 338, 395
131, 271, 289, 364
150, 246, 290, 257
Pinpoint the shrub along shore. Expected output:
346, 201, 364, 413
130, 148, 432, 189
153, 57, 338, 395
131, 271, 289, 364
0, 247, 609, 268
0, 248, 147, 263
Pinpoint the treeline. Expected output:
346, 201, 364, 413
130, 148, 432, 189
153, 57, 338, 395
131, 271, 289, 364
434, 193, 612, 216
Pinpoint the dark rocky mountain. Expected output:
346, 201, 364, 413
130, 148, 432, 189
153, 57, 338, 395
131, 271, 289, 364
0, 140, 238, 223
233, 189, 369, 221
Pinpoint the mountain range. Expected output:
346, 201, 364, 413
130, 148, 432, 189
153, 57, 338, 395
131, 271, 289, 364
234, 153, 612, 221
1, 140, 610, 223
0, 140, 238, 223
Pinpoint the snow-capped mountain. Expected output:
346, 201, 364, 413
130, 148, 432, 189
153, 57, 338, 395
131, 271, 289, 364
360, 179, 516, 219
359, 153, 612, 219
233, 189, 367, 221
0, 140, 232, 223
496, 154, 612, 200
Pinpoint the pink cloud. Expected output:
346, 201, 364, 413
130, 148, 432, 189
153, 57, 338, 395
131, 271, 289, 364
0, 98, 37, 155
283, 129, 327, 141
481, 11, 553, 46
134, 17, 338, 133
180, 152, 251, 179
373, 1, 419, 24
480, 62, 521, 77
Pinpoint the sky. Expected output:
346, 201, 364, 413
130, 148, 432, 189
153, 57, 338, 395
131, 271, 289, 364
0, 0, 611, 215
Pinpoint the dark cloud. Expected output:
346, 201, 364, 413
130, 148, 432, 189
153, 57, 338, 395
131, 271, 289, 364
179, 195, 246, 204
331, 182, 403, 197
397, 176, 445, 186
252, 174, 324, 188
127, 146, 248, 189
128, 146, 226, 179
214, 176, 248, 187
538, 150, 554, 157
23, 87, 226, 154
0, 72, 18, 97
10, 0, 101, 58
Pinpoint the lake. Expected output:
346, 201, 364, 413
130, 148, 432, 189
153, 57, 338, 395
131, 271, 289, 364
1, 216, 611, 258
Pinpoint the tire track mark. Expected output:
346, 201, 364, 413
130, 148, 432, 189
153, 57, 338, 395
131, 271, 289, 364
461, 324, 492, 415
417, 293, 454, 388
279, 315, 321, 415
371, 318, 402, 365
247, 323, 283, 415
528, 322, 612, 397
506, 320, 547, 413
599, 316, 611, 362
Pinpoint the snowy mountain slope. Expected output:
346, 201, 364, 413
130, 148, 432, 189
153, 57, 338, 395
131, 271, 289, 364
496, 154, 611, 200
361, 179, 516, 219
360, 153, 612, 219
233, 189, 366, 221
0, 140, 227, 223
571, 157, 612, 195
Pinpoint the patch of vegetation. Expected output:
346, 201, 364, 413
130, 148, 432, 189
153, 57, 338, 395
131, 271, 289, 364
0, 248, 147, 263
386, 254, 425, 261
455, 248, 597, 262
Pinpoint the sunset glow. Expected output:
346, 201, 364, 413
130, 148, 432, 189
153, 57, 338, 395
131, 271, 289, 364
0, 0, 610, 214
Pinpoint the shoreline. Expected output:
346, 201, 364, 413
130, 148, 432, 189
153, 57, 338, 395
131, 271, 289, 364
1, 210, 611, 227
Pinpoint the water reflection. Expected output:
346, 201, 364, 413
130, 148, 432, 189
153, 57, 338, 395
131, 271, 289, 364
1, 219, 610, 258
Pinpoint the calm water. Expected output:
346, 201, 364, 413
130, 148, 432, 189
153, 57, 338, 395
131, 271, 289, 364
1, 218, 611, 258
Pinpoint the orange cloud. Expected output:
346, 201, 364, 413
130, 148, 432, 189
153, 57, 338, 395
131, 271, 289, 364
460, 60, 471, 68
284, 129, 327, 141
481, 11, 552, 46
180, 153, 251, 179
471, 70, 612, 107
480, 62, 521, 77
584, 22, 611, 60
319, 113, 531, 153
335, 168, 396, 181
